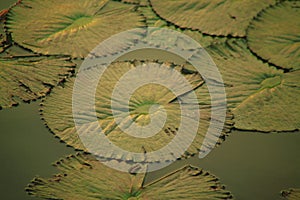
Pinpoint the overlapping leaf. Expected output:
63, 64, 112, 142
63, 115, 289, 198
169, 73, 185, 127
149, 0, 276, 37
192, 39, 300, 132
281, 189, 300, 200
247, 1, 300, 70
6, 0, 145, 58
0, 56, 74, 109
187, 39, 297, 131
139, 6, 225, 48
42, 61, 233, 162
26, 153, 233, 200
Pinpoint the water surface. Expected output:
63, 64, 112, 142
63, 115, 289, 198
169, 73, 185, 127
145, 131, 300, 200
0, 102, 75, 200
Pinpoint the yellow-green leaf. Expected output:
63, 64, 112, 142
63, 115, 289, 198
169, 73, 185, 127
200, 39, 299, 132
26, 153, 233, 200
149, 0, 276, 37
7, 0, 145, 58
281, 189, 300, 200
247, 1, 300, 70
138, 6, 226, 48
0, 56, 74, 109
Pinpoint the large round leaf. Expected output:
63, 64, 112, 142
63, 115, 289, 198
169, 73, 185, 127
281, 189, 300, 200
193, 39, 299, 132
0, 55, 74, 109
41, 61, 233, 162
6, 0, 145, 58
149, 0, 276, 37
247, 1, 300, 70
26, 153, 233, 200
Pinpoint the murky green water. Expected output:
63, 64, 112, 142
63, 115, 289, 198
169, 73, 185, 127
0, 102, 75, 200
1, 102, 299, 200
145, 131, 300, 200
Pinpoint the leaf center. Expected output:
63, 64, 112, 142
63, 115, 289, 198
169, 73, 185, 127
133, 102, 157, 116
130, 101, 161, 126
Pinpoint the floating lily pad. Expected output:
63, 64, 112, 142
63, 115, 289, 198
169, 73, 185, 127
0, 56, 74, 109
196, 39, 299, 132
26, 153, 233, 200
247, 1, 300, 70
281, 189, 300, 200
149, 0, 276, 37
6, 0, 145, 58
42, 61, 233, 162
